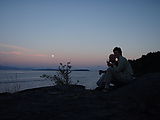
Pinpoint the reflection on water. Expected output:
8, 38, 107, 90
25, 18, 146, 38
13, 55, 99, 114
0, 70, 100, 93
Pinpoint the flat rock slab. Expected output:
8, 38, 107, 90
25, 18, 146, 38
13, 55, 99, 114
0, 73, 160, 120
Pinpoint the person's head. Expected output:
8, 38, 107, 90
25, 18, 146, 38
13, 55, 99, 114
109, 54, 116, 63
113, 47, 122, 58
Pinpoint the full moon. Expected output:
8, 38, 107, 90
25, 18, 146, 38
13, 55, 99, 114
51, 54, 55, 58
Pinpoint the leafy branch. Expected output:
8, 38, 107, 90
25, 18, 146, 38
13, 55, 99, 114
41, 62, 73, 86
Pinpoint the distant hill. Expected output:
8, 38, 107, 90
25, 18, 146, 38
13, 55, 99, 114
71, 69, 90, 71
32, 68, 90, 71
129, 51, 160, 76
31, 69, 58, 71
0, 65, 20, 70
0, 65, 31, 70
0, 66, 90, 71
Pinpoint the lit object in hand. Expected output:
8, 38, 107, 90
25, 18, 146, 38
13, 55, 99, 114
51, 54, 55, 58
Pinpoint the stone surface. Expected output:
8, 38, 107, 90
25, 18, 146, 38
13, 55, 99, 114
0, 73, 160, 120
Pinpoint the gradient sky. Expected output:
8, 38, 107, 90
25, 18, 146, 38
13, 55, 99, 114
0, 0, 160, 68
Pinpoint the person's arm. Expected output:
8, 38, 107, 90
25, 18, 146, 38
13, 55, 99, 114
107, 61, 113, 67
99, 70, 107, 75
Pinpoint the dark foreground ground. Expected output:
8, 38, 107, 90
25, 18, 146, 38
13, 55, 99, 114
0, 73, 160, 120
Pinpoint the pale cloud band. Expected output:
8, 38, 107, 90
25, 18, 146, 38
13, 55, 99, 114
0, 43, 33, 52
0, 43, 47, 57
0, 51, 22, 55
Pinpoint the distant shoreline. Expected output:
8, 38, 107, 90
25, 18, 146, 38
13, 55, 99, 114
0, 65, 90, 71
32, 69, 90, 71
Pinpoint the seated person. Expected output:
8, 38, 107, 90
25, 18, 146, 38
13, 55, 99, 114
97, 54, 116, 89
97, 47, 133, 90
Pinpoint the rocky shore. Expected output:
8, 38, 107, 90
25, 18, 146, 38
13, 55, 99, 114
0, 73, 160, 120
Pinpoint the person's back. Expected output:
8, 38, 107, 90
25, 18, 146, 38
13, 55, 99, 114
113, 56, 133, 81
115, 56, 133, 74
122, 56, 133, 76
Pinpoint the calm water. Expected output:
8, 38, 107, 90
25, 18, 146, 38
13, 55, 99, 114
0, 70, 100, 93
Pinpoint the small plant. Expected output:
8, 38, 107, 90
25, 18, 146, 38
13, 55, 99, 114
4, 83, 21, 93
41, 62, 73, 86
1, 73, 21, 93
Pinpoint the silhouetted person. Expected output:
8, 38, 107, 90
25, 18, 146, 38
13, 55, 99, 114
97, 47, 133, 91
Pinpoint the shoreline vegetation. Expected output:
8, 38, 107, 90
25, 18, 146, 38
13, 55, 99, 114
129, 51, 160, 76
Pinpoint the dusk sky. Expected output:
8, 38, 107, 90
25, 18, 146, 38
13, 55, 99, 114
0, 0, 160, 68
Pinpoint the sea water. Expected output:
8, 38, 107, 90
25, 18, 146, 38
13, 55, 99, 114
0, 70, 100, 93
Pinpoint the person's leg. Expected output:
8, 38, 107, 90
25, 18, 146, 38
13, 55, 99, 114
104, 67, 114, 89
111, 72, 132, 87
96, 73, 106, 88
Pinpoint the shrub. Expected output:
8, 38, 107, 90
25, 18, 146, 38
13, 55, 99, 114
41, 62, 73, 86
129, 51, 160, 76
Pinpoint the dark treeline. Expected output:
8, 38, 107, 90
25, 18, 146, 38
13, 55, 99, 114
129, 51, 160, 76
